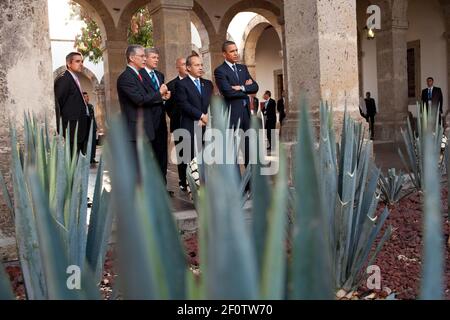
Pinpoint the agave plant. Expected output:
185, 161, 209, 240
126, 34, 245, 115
316, 103, 392, 292
378, 168, 406, 206
420, 126, 444, 300
0, 114, 112, 299
104, 97, 291, 299
399, 103, 444, 191
0, 263, 14, 300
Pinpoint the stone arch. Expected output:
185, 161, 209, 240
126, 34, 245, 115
53, 65, 100, 88
192, 1, 215, 49
191, 1, 217, 79
242, 15, 272, 66
72, 0, 115, 45
116, 0, 152, 40
217, 0, 282, 44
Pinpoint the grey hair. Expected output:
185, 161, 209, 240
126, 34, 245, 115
144, 47, 160, 57
126, 45, 144, 63
65, 52, 82, 66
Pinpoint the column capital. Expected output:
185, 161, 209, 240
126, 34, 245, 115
148, 0, 193, 15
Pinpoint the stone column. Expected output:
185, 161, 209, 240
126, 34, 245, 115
102, 39, 128, 115
209, 37, 226, 75
447, 34, 450, 119
149, 0, 193, 80
94, 84, 106, 134
441, 0, 450, 122
247, 64, 256, 80
283, 0, 360, 141
373, 0, 409, 143
200, 46, 212, 80
0, 0, 55, 259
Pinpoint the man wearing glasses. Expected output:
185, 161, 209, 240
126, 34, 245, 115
117, 45, 170, 173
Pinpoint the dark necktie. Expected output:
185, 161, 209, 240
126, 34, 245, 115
150, 71, 159, 91
428, 88, 432, 100
232, 64, 240, 83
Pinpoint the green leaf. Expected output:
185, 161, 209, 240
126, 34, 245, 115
30, 169, 99, 300
137, 134, 186, 299
420, 131, 444, 300
291, 101, 333, 299
10, 126, 47, 300
0, 263, 14, 300
250, 116, 271, 275
260, 147, 288, 299
86, 189, 112, 283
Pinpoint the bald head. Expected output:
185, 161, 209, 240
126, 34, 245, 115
176, 57, 187, 78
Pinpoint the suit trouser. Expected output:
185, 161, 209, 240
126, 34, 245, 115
368, 115, 375, 138
175, 134, 187, 186
266, 120, 276, 148
152, 117, 168, 184
90, 121, 97, 162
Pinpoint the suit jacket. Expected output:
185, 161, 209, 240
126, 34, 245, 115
421, 86, 443, 114
214, 62, 259, 128
87, 103, 97, 133
166, 76, 182, 133
175, 76, 213, 137
54, 70, 89, 140
140, 68, 165, 131
364, 98, 377, 116
277, 98, 286, 121
117, 66, 163, 142
263, 98, 277, 125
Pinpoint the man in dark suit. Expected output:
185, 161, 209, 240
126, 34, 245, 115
262, 90, 277, 150
117, 45, 170, 173
140, 47, 172, 186
54, 52, 91, 155
214, 41, 259, 166
82, 92, 98, 164
364, 91, 377, 140
421, 77, 444, 124
277, 90, 286, 132
175, 54, 213, 175
166, 57, 188, 190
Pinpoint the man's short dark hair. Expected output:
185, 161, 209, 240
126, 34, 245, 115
427, 77, 434, 82
66, 52, 82, 66
366, 91, 371, 95
222, 41, 237, 52
126, 45, 144, 63
265, 90, 272, 97
186, 53, 201, 67
82, 92, 88, 95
